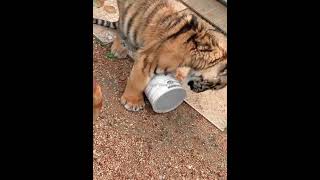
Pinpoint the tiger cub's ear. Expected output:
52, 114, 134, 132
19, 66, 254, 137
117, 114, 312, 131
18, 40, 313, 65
190, 14, 199, 29
188, 15, 213, 51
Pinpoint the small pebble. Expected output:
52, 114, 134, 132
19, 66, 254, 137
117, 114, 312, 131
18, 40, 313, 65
107, 35, 113, 40
217, 171, 224, 177
103, 5, 117, 14
119, 75, 127, 81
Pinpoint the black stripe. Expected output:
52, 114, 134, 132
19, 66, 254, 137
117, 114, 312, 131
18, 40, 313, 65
165, 20, 193, 41
209, 57, 226, 67
167, 14, 188, 30
186, 34, 197, 43
133, 1, 166, 46
126, 10, 140, 37
93, 18, 118, 29
164, 68, 168, 75
123, 3, 133, 18
119, 30, 127, 41
158, 11, 179, 26
99, 19, 104, 26
142, 55, 149, 73
200, 49, 213, 52
132, 27, 139, 47
111, 22, 118, 29
195, 61, 203, 70
153, 65, 159, 75
145, 1, 167, 25
122, 3, 133, 30
190, 14, 199, 30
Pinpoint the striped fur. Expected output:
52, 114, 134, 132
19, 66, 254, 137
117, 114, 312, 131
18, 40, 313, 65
93, 18, 118, 29
93, 0, 227, 111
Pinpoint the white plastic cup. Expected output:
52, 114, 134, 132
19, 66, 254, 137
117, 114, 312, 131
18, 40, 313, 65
144, 74, 186, 113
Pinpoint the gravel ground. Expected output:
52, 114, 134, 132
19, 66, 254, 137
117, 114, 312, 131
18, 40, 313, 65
93, 37, 227, 180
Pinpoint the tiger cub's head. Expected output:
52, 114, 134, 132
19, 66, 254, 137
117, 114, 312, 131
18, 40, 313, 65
185, 16, 227, 93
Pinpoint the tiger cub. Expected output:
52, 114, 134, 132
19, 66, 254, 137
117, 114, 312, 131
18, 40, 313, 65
93, 0, 227, 111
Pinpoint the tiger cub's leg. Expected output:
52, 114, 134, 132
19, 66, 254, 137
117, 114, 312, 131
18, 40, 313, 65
120, 56, 151, 111
111, 33, 128, 59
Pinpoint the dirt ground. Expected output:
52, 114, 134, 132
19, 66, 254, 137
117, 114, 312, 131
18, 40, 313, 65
93, 37, 227, 180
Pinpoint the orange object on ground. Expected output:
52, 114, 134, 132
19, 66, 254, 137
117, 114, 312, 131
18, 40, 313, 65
93, 79, 103, 120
